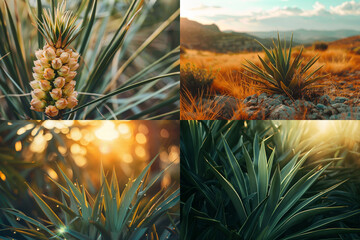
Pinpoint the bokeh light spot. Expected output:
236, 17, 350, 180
15, 141, 22, 152
135, 146, 146, 158
70, 128, 82, 141
122, 153, 133, 163
136, 133, 147, 144
47, 168, 58, 180
160, 129, 170, 138
74, 155, 87, 167
0, 171, 6, 181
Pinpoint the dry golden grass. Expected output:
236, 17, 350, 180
180, 89, 221, 120
303, 48, 360, 75
180, 50, 263, 99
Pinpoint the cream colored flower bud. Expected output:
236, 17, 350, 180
35, 50, 44, 60
43, 44, 51, 50
71, 52, 80, 61
70, 63, 79, 71
65, 71, 77, 82
58, 66, 70, 77
51, 58, 63, 70
30, 80, 41, 89
43, 68, 55, 80
55, 98, 68, 110
54, 77, 66, 88
56, 49, 64, 57
67, 96, 78, 109
31, 89, 46, 99
45, 105, 59, 117
44, 48, 56, 60
68, 58, 77, 68
59, 52, 70, 64
71, 63, 80, 71
34, 60, 42, 67
39, 80, 52, 91
33, 66, 44, 74
68, 80, 76, 87
65, 49, 73, 54
63, 82, 75, 96
70, 91, 79, 98
30, 98, 46, 111
40, 58, 51, 68
33, 73, 43, 81
50, 88, 62, 100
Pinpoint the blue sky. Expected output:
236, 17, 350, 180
181, 0, 360, 32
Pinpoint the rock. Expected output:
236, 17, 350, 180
323, 108, 333, 116
331, 103, 349, 113
243, 96, 252, 104
269, 105, 296, 119
248, 98, 258, 105
316, 104, 326, 111
212, 96, 239, 119
198, 96, 239, 119
351, 99, 360, 105
293, 100, 315, 109
258, 93, 268, 102
272, 94, 287, 102
307, 113, 321, 119
318, 95, 332, 105
284, 100, 293, 106
263, 98, 282, 108
334, 97, 349, 104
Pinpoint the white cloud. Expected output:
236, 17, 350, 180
182, 1, 360, 31
330, 0, 360, 15
300, 2, 330, 16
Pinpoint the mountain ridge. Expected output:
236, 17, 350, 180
181, 18, 360, 53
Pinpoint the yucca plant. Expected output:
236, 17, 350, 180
0, 0, 179, 120
3, 157, 180, 239
243, 34, 327, 100
181, 120, 360, 240
30, 2, 81, 118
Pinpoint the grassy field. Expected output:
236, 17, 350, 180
181, 38, 360, 119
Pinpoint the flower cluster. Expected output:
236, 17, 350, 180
30, 44, 79, 117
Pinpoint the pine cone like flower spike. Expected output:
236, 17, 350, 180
29, 2, 81, 119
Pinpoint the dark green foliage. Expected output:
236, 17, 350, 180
181, 120, 360, 240
180, 63, 215, 96
243, 34, 327, 99
353, 46, 360, 55
314, 42, 328, 51
3, 157, 179, 240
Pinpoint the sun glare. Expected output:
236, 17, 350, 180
95, 122, 119, 141
316, 120, 333, 133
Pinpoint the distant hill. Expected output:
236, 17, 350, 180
327, 35, 360, 50
249, 29, 360, 44
180, 18, 273, 53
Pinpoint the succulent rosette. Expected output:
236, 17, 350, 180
29, 2, 81, 118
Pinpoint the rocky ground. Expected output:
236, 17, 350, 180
183, 70, 360, 120
186, 93, 360, 120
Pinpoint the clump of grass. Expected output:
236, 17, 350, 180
180, 46, 187, 54
180, 63, 216, 96
314, 42, 328, 51
180, 88, 221, 120
353, 46, 360, 55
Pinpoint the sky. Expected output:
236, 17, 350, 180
181, 0, 360, 32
